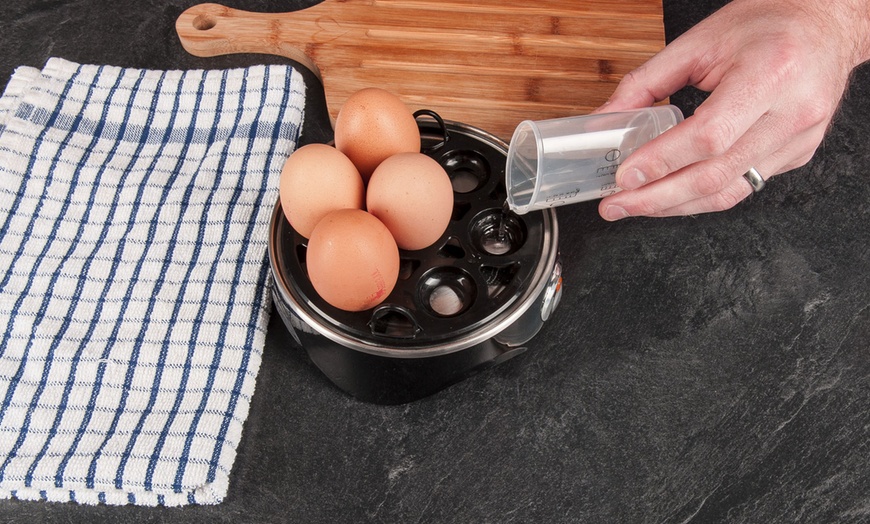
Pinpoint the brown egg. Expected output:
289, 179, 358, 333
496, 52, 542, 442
279, 143, 364, 238
306, 209, 400, 312
366, 152, 454, 251
333, 88, 421, 182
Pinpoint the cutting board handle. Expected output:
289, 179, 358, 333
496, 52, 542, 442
176, 3, 323, 80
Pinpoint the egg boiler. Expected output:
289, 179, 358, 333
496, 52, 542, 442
268, 112, 562, 404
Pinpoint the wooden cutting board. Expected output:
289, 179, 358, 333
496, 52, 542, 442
176, 1, 665, 140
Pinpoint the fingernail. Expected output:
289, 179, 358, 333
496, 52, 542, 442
619, 168, 646, 190
603, 205, 629, 221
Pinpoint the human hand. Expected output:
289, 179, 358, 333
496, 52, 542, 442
596, 0, 870, 220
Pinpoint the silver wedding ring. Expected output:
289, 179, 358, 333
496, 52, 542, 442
743, 167, 765, 192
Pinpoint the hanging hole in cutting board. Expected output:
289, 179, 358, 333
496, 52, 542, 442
192, 14, 217, 31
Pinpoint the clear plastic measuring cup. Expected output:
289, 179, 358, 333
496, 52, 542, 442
505, 105, 684, 214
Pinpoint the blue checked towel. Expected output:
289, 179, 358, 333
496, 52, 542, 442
0, 58, 305, 506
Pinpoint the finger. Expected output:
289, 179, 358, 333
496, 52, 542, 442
663, 110, 820, 200
651, 173, 755, 217
629, 128, 824, 217
613, 59, 784, 192
598, 120, 825, 220
600, 167, 752, 220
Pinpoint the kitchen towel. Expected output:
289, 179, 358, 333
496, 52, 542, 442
0, 57, 305, 506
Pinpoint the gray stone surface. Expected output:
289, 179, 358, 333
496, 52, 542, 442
2, 0, 870, 522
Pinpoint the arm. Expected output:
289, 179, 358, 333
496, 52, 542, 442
597, 0, 870, 220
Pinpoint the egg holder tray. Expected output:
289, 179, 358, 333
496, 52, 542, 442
268, 112, 561, 403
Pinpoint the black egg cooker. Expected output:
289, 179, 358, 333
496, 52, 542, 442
268, 112, 562, 404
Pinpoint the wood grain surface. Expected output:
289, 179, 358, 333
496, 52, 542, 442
176, 1, 665, 139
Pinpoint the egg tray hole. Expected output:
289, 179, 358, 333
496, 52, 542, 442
274, 119, 548, 348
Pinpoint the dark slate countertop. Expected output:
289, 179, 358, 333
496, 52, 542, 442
2, 1, 870, 522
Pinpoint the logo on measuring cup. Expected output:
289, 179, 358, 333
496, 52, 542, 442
605, 148, 621, 162
596, 148, 623, 179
